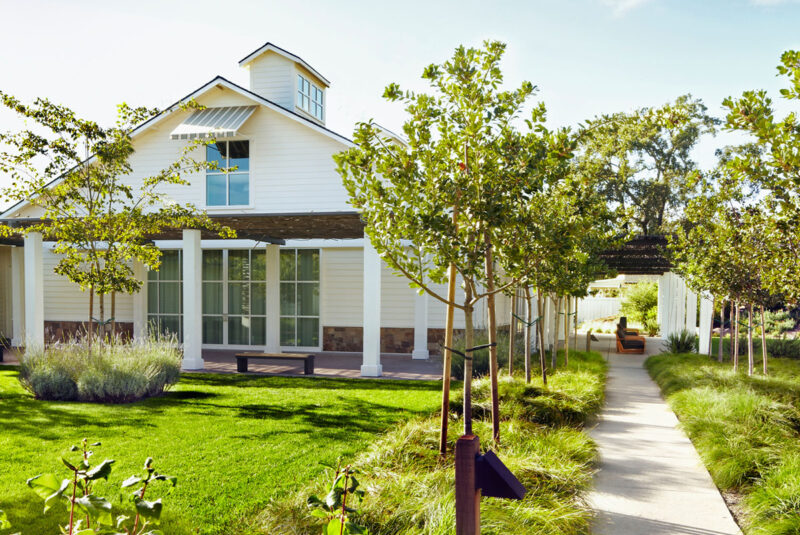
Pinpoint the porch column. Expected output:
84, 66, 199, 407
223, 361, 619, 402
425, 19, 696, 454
265, 244, 281, 353
698, 293, 714, 354
132, 260, 148, 340
657, 272, 671, 338
23, 232, 44, 348
412, 291, 429, 360
675, 275, 687, 335
361, 236, 382, 376
685, 286, 698, 334
181, 229, 203, 370
10, 246, 25, 347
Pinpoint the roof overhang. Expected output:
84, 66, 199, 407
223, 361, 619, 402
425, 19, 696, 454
600, 235, 671, 275
0, 212, 365, 243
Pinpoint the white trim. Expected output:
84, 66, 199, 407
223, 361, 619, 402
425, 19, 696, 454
239, 42, 331, 87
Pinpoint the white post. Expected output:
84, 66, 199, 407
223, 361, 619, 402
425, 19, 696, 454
685, 286, 698, 334
10, 246, 25, 347
361, 236, 382, 376
23, 232, 44, 348
265, 244, 281, 353
181, 229, 203, 370
132, 260, 148, 340
657, 272, 671, 338
676, 276, 687, 335
412, 291, 429, 360
698, 293, 714, 354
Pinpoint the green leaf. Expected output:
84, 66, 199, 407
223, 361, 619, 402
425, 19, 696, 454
0, 509, 10, 529
345, 521, 369, 534
74, 494, 113, 526
27, 474, 71, 513
61, 457, 77, 471
325, 517, 344, 535
310, 508, 328, 519
307, 495, 324, 508
120, 475, 142, 488
134, 498, 163, 522
152, 474, 177, 487
86, 459, 115, 481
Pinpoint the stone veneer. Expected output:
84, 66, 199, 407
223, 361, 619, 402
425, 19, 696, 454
44, 321, 134, 342
322, 326, 465, 354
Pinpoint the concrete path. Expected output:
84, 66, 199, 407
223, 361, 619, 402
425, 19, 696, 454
588, 335, 741, 535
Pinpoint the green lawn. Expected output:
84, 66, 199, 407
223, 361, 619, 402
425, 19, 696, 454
0, 366, 440, 535
646, 353, 800, 535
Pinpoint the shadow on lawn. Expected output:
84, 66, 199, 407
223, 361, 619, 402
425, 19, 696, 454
179, 372, 442, 391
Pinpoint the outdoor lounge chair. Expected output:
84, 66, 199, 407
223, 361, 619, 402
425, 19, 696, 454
615, 324, 646, 354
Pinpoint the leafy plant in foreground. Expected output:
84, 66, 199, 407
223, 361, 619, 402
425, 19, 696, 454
663, 329, 697, 354
307, 460, 368, 534
25, 439, 175, 535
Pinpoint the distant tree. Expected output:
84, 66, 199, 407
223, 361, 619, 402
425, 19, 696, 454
0, 95, 234, 343
579, 95, 717, 235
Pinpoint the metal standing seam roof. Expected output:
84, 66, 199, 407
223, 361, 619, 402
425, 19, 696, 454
169, 105, 258, 140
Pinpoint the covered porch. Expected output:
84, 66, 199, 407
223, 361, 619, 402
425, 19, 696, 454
1, 212, 433, 377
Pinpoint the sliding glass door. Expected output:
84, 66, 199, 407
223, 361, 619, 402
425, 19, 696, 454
201, 249, 267, 346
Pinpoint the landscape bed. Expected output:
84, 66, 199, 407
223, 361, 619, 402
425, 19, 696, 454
257, 350, 608, 535
646, 353, 800, 535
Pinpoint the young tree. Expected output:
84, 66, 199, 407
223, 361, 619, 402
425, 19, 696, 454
0, 95, 233, 342
335, 41, 566, 447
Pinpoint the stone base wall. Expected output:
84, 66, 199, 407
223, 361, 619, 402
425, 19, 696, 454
322, 326, 466, 355
44, 321, 134, 343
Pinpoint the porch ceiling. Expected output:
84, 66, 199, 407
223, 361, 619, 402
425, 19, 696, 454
0, 212, 366, 243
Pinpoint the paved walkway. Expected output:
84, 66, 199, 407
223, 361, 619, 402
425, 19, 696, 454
588, 335, 741, 534
0, 348, 443, 381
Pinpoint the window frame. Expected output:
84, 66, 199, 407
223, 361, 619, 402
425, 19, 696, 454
279, 248, 321, 350
296, 74, 324, 122
204, 139, 253, 209
147, 249, 183, 341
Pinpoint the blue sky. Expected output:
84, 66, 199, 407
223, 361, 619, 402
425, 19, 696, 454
0, 0, 798, 198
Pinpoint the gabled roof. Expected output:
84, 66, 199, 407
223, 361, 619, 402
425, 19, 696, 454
0, 76, 353, 219
239, 42, 331, 88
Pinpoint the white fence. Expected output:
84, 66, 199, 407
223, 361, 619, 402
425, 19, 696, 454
576, 297, 622, 324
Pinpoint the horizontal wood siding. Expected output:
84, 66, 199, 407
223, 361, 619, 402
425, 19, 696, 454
247, 53, 295, 109
42, 249, 134, 322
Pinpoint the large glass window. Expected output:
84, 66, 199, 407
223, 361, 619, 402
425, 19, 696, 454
297, 75, 324, 121
202, 249, 267, 346
280, 249, 320, 347
206, 140, 249, 206
147, 250, 182, 341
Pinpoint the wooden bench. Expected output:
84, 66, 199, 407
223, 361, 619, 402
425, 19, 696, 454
234, 352, 315, 375
615, 328, 646, 354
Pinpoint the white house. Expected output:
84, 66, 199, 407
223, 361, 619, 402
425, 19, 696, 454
0, 42, 511, 376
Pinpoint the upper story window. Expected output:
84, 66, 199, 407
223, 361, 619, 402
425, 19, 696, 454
206, 140, 249, 206
297, 74, 324, 121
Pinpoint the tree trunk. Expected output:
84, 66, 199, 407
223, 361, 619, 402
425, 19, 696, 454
536, 291, 547, 386
708, 297, 715, 357
508, 290, 517, 376
733, 303, 740, 372
730, 301, 736, 362
88, 287, 94, 350
483, 236, 500, 444
111, 291, 117, 340
551, 295, 561, 369
99, 292, 105, 342
438, 262, 458, 457
564, 297, 570, 367
747, 303, 754, 376
524, 287, 532, 383
463, 302, 475, 436
761, 306, 768, 376
717, 300, 724, 363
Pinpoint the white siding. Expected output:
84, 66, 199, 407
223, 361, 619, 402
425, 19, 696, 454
247, 52, 296, 109
320, 247, 362, 327
42, 249, 134, 322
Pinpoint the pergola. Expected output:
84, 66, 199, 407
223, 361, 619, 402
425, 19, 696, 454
0, 212, 400, 376
600, 235, 714, 350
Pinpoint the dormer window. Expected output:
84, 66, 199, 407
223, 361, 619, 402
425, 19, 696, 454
297, 74, 324, 121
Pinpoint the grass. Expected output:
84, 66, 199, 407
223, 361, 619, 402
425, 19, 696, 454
646, 353, 800, 535
0, 366, 441, 535
257, 350, 608, 535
